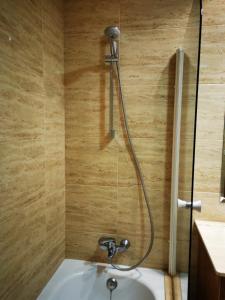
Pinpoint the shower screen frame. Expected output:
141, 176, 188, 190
187, 0, 203, 299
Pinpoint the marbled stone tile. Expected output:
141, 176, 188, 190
117, 137, 172, 190
65, 32, 108, 71
202, 0, 225, 26
45, 189, 65, 280
0, 88, 45, 142
116, 84, 174, 139
0, 140, 46, 299
200, 25, 225, 84
66, 137, 118, 186
0, 140, 45, 209
45, 136, 65, 192
42, 1, 65, 286
65, 85, 119, 138
43, 2, 64, 141
196, 84, 225, 140
0, 1, 44, 143
9, 0, 43, 75
66, 184, 118, 234
194, 138, 223, 193
193, 192, 225, 222
0, 1, 65, 299
0, 44, 44, 142
44, 95, 65, 139
119, 27, 198, 86
120, 0, 199, 31
117, 186, 170, 240
64, 0, 120, 34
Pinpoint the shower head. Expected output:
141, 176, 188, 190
104, 26, 120, 40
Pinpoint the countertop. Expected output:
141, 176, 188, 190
195, 220, 225, 277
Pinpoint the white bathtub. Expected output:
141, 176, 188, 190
37, 259, 165, 300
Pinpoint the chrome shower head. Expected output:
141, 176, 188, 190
104, 26, 120, 40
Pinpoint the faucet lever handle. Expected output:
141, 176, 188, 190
98, 237, 130, 259
98, 237, 116, 251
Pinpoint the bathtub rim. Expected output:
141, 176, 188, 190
38, 258, 165, 300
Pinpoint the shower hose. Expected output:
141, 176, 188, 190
109, 60, 155, 271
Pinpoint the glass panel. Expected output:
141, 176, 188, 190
176, 1, 202, 299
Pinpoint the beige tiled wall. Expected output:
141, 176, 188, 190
0, 1, 65, 299
65, 0, 200, 270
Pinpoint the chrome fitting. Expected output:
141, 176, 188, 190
98, 237, 130, 259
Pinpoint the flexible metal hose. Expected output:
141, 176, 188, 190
109, 60, 155, 271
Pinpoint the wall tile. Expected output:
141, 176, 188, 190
200, 26, 225, 84
117, 137, 172, 191
196, 84, 225, 140
202, 0, 225, 27
117, 84, 174, 139
117, 186, 170, 240
65, 85, 119, 138
120, 0, 199, 31
66, 184, 118, 234
0, 1, 65, 299
0, 140, 46, 299
64, 0, 120, 34
66, 138, 118, 186
194, 138, 223, 193
193, 192, 225, 222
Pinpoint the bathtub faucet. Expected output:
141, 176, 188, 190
98, 237, 130, 259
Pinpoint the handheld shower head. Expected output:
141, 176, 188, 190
104, 26, 120, 40
104, 26, 120, 58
